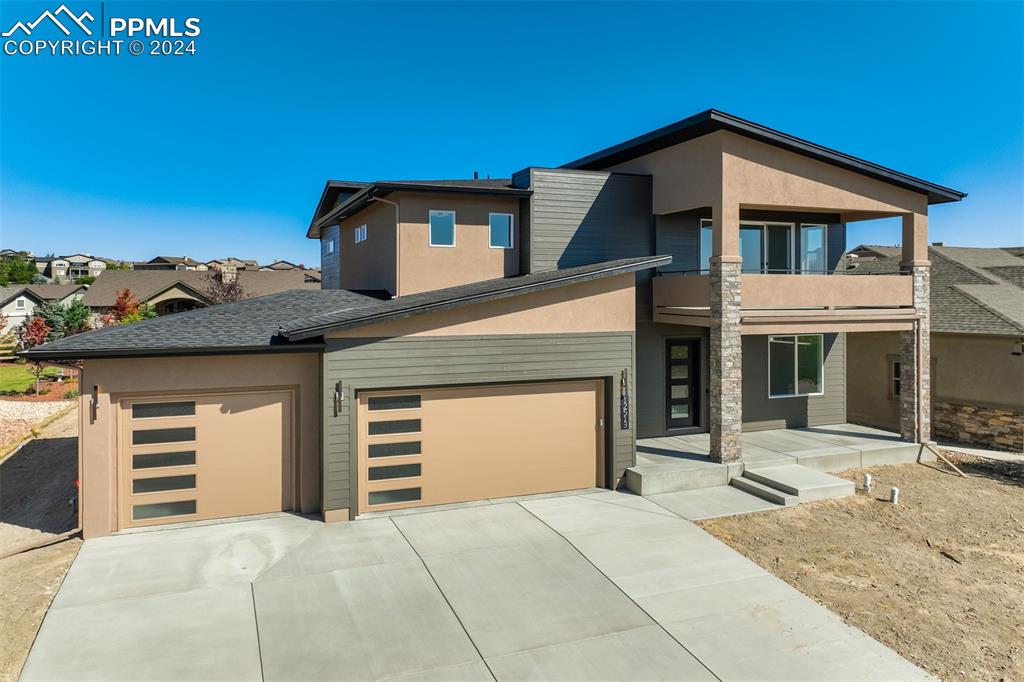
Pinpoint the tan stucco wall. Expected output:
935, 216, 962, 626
339, 200, 398, 294
327, 273, 635, 339
78, 352, 321, 538
609, 131, 927, 217
396, 193, 520, 296
847, 332, 1024, 430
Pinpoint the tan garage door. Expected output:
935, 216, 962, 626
118, 390, 294, 529
357, 380, 604, 513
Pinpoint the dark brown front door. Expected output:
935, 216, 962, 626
666, 339, 700, 429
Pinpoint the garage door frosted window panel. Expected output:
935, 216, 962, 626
131, 401, 196, 419
132, 474, 197, 495
132, 450, 196, 469
368, 395, 421, 411
133, 500, 197, 521
132, 427, 196, 445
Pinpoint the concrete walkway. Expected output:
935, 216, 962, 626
22, 493, 932, 681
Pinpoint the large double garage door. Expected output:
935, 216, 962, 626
357, 380, 605, 514
118, 391, 294, 529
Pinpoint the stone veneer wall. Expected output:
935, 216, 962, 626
709, 259, 742, 462
900, 265, 931, 442
933, 400, 1024, 453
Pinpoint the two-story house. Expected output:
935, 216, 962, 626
25, 110, 964, 538
35, 254, 108, 282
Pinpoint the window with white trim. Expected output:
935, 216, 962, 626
800, 224, 827, 274
428, 210, 456, 247
15, 298, 25, 310
489, 213, 513, 249
354, 225, 368, 243
768, 334, 824, 397
326, 238, 335, 254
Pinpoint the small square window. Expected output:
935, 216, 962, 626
489, 213, 513, 249
15, 298, 25, 310
355, 225, 368, 243
429, 210, 456, 247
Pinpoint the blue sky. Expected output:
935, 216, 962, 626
1, 1, 1021, 265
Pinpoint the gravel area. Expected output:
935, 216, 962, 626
0, 401, 74, 452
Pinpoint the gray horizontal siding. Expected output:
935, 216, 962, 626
742, 333, 847, 431
322, 333, 636, 513
525, 168, 655, 322
320, 225, 340, 290
655, 212, 700, 274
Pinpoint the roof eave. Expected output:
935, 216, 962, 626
18, 341, 325, 362
563, 109, 966, 205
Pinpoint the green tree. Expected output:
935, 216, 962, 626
0, 256, 36, 286
74, 275, 96, 285
32, 299, 94, 340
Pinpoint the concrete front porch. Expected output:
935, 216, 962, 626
628, 423, 929, 497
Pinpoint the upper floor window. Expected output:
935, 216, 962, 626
489, 213, 513, 249
768, 334, 824, 398
326, 238, 335, 254
700, 219, 794, 274
15, 297, 26, 310
355, 225, 368, 243
428, 210, 456, 247
800, 224, 827, 274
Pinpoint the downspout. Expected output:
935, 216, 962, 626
369, 196, 400, 297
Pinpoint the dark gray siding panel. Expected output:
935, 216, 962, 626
655, 212, 701, 274
528, 169, 654, 271
526, 168, 655, 321
322, 333, 636, 513
828, 223, 846, 272
635, 323, 710, 438
320, 225, 341, 289
742, 333, 847, 430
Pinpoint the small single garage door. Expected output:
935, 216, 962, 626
357, 380, 604, 513
118, 391, 294, 529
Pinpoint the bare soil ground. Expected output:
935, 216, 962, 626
700, 453, 1024, 682
0, 538, 80, 682
0, 410, 80, 681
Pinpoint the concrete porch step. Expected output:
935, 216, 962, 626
624, 460, 740, 496
729, 476, 798, 506
742, 464, 855, 503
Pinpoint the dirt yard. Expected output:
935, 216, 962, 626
0, 409, 80, 682
700, 453, 1024, 682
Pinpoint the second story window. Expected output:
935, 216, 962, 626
355, 225, 368, 243
15, 297, 26, 310
489, 213, 513, 249
429, 210, 456, 247
800, 224, 828, 274
326, 238, 336, 254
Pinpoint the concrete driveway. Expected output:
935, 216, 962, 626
22, 491, 931, 681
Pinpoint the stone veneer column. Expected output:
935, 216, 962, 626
709, 257, 743, 462
900, 265, 931, 442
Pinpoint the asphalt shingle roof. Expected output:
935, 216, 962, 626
22, 290, 375, 359
24, 256, 669, 359
82, 270, 317, 307
848, 245, 1024, 336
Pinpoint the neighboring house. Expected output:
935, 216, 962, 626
25, 109, 967, 538
847, 245, 1024, 452
260, 260, 302, 271
845, 244, 902, 261
135, 256, 209, 271
34, 254, 107, 281
207, 257, 258, 272
0, 284, 85, 334
0, 287, 45, 334
80, 269, 316, 316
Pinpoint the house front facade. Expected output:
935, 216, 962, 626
24, 110, 965, 538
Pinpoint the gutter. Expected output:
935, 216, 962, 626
19, 342, 326, 362
281, 255, 671, 341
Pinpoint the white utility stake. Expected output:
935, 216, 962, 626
890, 486, 900, 505
863, 473, 873, 492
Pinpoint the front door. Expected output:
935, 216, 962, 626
666, 339, 700, 429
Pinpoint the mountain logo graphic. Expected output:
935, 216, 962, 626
3, 4, 94, 37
